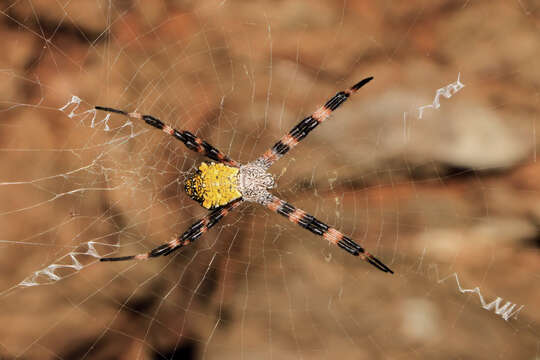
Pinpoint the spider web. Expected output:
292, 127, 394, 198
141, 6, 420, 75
0, 1, 539, 359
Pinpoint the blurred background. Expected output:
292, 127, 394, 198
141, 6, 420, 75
0, 0, 539, 359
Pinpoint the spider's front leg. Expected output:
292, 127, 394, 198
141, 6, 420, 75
257, 77, 373, 169
265, 195, 393, 274
101, 198, 243, 262
95, 106, 240, 167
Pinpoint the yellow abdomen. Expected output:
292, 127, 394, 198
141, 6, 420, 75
185, 162, 242, 209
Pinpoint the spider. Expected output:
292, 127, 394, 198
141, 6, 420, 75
95, 76, 393, 273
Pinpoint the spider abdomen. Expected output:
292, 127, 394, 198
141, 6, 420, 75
185, 162, 242, 209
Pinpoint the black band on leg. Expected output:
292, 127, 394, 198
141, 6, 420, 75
95, 106, 127, 116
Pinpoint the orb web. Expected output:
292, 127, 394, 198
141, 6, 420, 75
0, 1, 538, 359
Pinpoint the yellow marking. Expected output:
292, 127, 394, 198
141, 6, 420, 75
185, 162, 242, 209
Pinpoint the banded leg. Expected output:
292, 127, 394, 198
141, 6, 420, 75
265, 195, 393, 274
95, 106, 240, 167
257, 77, 373, 168
101, 198, 243, 262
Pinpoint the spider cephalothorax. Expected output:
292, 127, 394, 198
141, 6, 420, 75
237, 159, 275, 204
96, 76, 394, 273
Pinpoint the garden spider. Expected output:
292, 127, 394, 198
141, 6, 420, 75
96, 76, 393, 273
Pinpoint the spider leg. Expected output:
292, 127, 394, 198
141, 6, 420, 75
100, 198, 243, 262
265, 195, 393, 274
95, 106, 240, 167
256, 77, 373, 169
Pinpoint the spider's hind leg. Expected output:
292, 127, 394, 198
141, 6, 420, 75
100, 199, 243, 262
99, 243, 177, 262
94, 105, 240, 167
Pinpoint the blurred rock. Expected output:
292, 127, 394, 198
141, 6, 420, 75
400, 298, 440, 343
